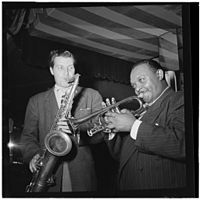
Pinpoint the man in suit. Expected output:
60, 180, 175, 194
21, 49, 104, 192
105, 60, 186, 191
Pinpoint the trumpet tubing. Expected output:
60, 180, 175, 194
68, 96, 145, 136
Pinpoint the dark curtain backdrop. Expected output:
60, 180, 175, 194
21, 29, 133, 85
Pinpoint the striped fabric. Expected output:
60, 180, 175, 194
159, 31, 180, 70
28, 4, 182, 70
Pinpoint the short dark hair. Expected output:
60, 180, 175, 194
132, 59, 166, 73
49, 49, 75, 68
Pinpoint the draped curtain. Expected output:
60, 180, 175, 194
20, 33, 133, 85
6, 7, 182, 86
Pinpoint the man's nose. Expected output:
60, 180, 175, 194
64, 69, 69, 76
135, 84, 141, 94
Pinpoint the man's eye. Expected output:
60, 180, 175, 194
57, 66, 63, 70
69, 66, 74, 70
139, 77, 145, 83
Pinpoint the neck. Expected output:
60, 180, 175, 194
148, 84, 169, 106
55, 84, 70, 89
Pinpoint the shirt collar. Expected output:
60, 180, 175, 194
146, 86, 170, 107
54, 84, 71, 94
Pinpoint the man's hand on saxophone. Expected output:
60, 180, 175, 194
56, 116, 72, 134
29, 153, 40, 173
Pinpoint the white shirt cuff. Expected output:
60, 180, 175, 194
130, 120, 142, 140
108, 132, 116, 140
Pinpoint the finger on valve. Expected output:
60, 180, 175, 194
106, 98, 116, 112
106, 98, 111, 106
102, 102, 107, 108
111, 97, 120, 113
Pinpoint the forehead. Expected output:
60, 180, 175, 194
130, 64, 153, 81
54, 56, 74, 65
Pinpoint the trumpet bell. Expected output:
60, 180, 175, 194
44, 130, 72, 156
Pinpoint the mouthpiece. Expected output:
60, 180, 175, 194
68, 74, 80, 84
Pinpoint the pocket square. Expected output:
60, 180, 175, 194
79, 108, 91, 111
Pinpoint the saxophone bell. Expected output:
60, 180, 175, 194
44, 130, 72, 157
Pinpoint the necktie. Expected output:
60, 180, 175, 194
56, 89, 66, 109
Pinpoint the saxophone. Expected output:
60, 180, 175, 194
26, 74, 80, 192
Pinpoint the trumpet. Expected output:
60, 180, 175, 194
67, 96, 145, 136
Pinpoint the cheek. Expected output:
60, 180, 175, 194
70, 69, 75, 75
144, 80, 153, 91
54, 72, 62, 80
71, 68, 75, 74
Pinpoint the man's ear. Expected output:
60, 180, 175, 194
50, 67, 54, 75
156, 69, 164, 80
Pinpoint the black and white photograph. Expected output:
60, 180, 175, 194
2, 2, 198, 198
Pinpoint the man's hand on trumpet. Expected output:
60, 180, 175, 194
103, 98, 136, 133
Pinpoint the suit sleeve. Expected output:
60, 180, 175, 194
105, 134, 123, 161
20, 97, 41, 163
134, 94, 185, 160
78, 89, 105, 144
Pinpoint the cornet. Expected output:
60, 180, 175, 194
67, 96, 146, 136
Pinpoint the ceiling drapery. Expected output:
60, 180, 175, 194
6, 4, 183, 85
27, 5, 182, 70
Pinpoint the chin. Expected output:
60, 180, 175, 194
60, 83, 69, 88
143, 97, 151, 104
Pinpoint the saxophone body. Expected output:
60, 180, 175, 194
26, 150, 58, 192
26, 74, 80, 192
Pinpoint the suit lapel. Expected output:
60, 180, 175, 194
44, 88, 58, 129
145, 87, 173, 113
118, 88, 174, 178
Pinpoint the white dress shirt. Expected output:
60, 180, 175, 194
130, 86, 169, 140
54, 84, 71, 108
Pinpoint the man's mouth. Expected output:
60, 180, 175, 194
138, 93, 144, 99
137, 88, 148, 99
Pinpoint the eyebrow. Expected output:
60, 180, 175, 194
56, 64, 74, 67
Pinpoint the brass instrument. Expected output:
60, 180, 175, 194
26, 74, 80, 192
67, 96, 145, 136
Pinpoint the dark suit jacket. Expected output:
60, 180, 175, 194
107, 88, 186, 190
21, 86, 103, 192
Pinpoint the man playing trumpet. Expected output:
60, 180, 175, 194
104, 60, 185, 191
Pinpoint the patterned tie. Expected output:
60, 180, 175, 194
56, 89, 66, 108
